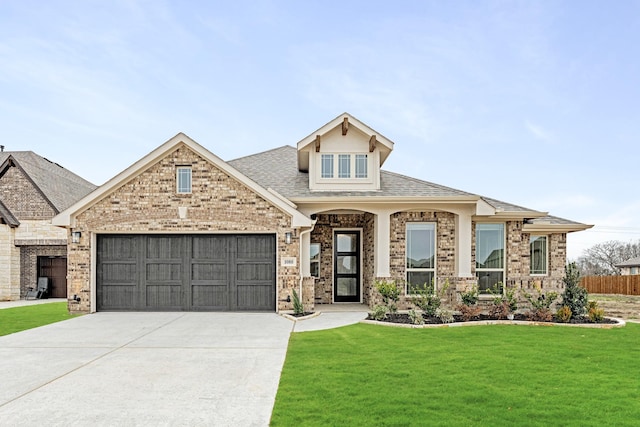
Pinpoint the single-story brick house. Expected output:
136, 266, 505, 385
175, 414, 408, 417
53, 113, 592, 313
0, 150, 96, 300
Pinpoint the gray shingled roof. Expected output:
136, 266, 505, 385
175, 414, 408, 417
0, 151, 97, 213
228, 145, 589, 229
616, 256, 640, 268
0, 199, 19, 227
229, 145, 476, 199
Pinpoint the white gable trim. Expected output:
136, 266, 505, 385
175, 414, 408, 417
52, 132, 312, 228
297, 112, 395, 171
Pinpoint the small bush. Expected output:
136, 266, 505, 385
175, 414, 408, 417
456, 304, 481, 321
376, 280, 400, 313
561, 262, 588, 317
556, 305, 572, 323
292, 289, 304, 315
436, 308, 454, 324
460, 286, 478, 306
525, 308, 553, 322
587, 301, 605, 322
488, 300, 511, 320
371, 305, 388, 321
411, 280, 450, 317
408, 309, 425, 325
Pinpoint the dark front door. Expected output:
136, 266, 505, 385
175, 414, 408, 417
96, 234, 276, 311
38, 257, 67, 298
334, 231, 361, 302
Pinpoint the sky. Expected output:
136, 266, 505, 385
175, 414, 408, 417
1, 0, 638, 260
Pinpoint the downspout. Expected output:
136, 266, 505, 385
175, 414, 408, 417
298, 219, 317, 308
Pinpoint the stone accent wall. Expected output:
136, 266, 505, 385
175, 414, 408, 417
387, 211, 456, 309
68, 144, 299, 313
362, 213, 375, 306
0, 165, 56, 220
309, 213, 372, 304
0, 225, 20, 300
14, 220, 67, 242
18, 245, 67, 298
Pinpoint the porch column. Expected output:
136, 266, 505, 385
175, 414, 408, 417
300, 229, 311, 277
455, 212, 473, 277
374, 210, 392, 277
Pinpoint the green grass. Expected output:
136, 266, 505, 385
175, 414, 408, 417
0, 302, 79, 336
272, 323, 640, 426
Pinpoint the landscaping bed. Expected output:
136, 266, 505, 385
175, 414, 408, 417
367, 312, 620, 325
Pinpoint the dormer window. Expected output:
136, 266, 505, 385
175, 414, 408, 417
319, 153, 369, 179
321, 154, 334, 178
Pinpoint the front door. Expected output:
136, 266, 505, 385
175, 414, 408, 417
334, 231, 361, 302
38, 256, 67, 298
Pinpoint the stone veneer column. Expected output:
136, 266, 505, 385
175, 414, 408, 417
0, 226, 20, 301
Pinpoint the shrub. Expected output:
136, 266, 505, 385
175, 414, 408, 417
460, 285, 478, 306
488, 300, 511, 320
525, 308, 553, 322
371, 305, 388, 321
292, 289, 304, 315
411, 279, 450, 317
556, 305, 572, 323
376, 280, 400, 313
587, 301, 605, 322
561, 262, 588, 317
456, 304, 481, 321
436, 308, 455, 324
408, 309, 425, 325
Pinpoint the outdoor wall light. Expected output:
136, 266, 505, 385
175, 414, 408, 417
285, 232, 292, 244
71, 231, 82, 244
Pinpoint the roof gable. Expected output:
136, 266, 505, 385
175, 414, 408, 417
52, 133, 312, 228
0, 151, 96, 213
296, 112, 394, 171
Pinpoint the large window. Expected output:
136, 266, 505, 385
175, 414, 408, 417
406, 223, 436, 294
321, 154, 334, 178
310, 243, 320, 278
176, 166, 192, 194
530, 236, 548, 275
476, 223, 504, 292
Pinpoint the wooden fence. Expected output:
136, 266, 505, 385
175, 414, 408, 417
580, 275, 640, 295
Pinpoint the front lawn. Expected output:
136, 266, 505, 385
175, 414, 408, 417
272, 323, 640, 426
0, 302, 78, 336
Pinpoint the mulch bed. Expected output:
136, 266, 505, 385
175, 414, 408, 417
369, 313, 618, 325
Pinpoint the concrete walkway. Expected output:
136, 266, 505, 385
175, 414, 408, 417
0, 312, 293, 426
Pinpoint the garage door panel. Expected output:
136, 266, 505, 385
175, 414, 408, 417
146, 263, 182, 281
97, 234, 275, 311
145, 284, 182, 308
191, 284, 228, 308
236, 284, 273, 310
99, 284, 137, 309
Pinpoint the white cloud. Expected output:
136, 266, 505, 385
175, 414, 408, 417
525, 120, 553, 142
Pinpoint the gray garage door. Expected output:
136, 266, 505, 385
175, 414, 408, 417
96, 234, 276, 311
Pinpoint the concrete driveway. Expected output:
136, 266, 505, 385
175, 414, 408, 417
0, 312, 293, 426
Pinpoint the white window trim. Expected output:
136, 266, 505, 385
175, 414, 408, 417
318, 152, 371, 181
405, 222, 437, 295
475, 223, 506, 293
530, 235, 549, 276
176, 166, 192, 194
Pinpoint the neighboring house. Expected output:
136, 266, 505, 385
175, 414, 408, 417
0, 151, 96, 300
615, 257, 640, 275
52, 113, 592, 313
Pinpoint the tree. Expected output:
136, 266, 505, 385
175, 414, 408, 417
576, 240, 640, 276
